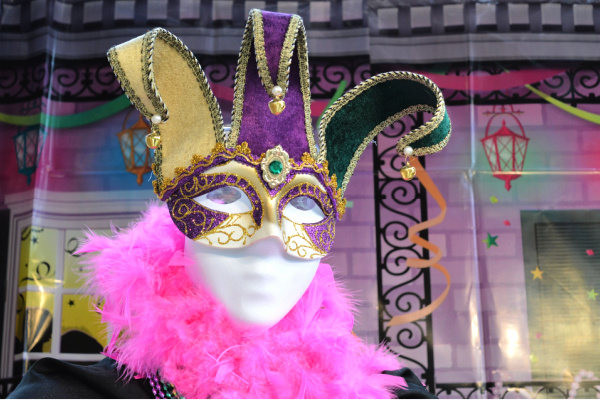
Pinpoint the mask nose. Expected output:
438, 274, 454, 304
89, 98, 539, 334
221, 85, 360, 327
247, 197, 287, 249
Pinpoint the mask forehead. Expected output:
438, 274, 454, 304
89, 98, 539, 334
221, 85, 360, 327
205, 160, 328, 197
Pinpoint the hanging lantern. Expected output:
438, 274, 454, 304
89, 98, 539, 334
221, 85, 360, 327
481, 105, 529, 191
13, 124, 46, 185
117, 109, 152, 185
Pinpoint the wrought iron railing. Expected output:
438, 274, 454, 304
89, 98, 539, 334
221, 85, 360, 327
0, 376, 21, 399
437, 380, 600, 399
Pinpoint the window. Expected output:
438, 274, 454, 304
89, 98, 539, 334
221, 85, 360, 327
521, 210, 600, 379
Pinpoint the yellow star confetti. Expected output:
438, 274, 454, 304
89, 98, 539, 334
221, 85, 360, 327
531, 266, 544, 280
588, 289, 598, 300
490, 196, 498, 204
530, 354, 538, 364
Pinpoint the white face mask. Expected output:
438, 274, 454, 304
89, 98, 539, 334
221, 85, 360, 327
184, 236, 319, 328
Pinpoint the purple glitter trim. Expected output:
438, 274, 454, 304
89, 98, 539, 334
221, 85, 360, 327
278, 183, 334, 220
167, 198, 228, 241
278, 182, 336, 253
162, 151, 339, 219
268, 167, 340, 220
304, 216, 336, 254
167, 172, 263, 240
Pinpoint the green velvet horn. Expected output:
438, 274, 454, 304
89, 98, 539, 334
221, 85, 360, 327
317, 71, 451, 197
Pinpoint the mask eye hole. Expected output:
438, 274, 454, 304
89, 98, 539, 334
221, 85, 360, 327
207, 186, 241, 204
194, 186, 252, 213
283, 196, 326, 224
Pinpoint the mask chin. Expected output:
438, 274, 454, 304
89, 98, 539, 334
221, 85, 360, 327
183, 235, 320, 328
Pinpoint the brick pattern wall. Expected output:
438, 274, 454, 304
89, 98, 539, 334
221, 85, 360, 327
426, 101, 600, 384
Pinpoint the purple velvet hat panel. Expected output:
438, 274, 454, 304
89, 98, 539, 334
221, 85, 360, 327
236, 11, 311, 160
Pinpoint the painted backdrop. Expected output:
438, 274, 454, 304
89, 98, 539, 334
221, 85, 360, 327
2, 1, 600, 398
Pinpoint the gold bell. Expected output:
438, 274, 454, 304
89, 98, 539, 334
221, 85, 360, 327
268, 98, 286, 115
400, 161, 417, 181
145, 131, 161, 149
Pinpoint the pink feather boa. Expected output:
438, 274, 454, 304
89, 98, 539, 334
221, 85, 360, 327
80, 204, 405, 398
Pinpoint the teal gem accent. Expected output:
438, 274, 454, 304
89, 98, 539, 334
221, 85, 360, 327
269, 160, 283, 175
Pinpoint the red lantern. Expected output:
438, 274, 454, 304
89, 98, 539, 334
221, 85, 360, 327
481, 105, 529, 191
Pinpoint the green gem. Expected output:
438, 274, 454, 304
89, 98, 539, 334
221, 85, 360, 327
268, 160, 283, 175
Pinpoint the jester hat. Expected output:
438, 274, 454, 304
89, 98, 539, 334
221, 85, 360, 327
107, 9, 451, 259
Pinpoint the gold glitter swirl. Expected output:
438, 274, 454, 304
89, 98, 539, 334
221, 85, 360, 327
281, 216, 327, 259
196, 213, 258, 245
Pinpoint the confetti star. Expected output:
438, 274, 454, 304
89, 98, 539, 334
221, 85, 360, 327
483, 233, 499, 248
587, 249, 595, 256
503, 220, 511, 226
490, 196, 498, 204
530, 354, 538, 364
346, 201, 354, 209
588, 289, 598, 300
68, 300, 75, 306
32, 236, 38, 244
531, 266, 544, 280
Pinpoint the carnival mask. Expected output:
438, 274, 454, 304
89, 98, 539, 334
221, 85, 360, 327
108, 10, 450, 260
108, 10, 450, 326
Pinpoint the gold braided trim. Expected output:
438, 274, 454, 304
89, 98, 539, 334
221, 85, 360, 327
275, 14, 300, 98
141, 30, 168, 121
228, 18, 253, 146
141, 28, 225, 142
296, 22, 318, 159
339, 105, 435, 196
152, 126, 164, 191
107, 48, 153, 119
252, 10, 301, 99
157, 142, 346, 219
317, 71, 447, 165
413, 129, 452, 157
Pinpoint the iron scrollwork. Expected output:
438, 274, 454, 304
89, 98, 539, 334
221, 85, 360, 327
436, 380, 600, 399
373, 112, 435, 393
0, 58, 122, 104
375, 61, 600, 107
309, 57, 370, 99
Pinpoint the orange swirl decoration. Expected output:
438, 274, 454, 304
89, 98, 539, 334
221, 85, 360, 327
387, 158, 451, 327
